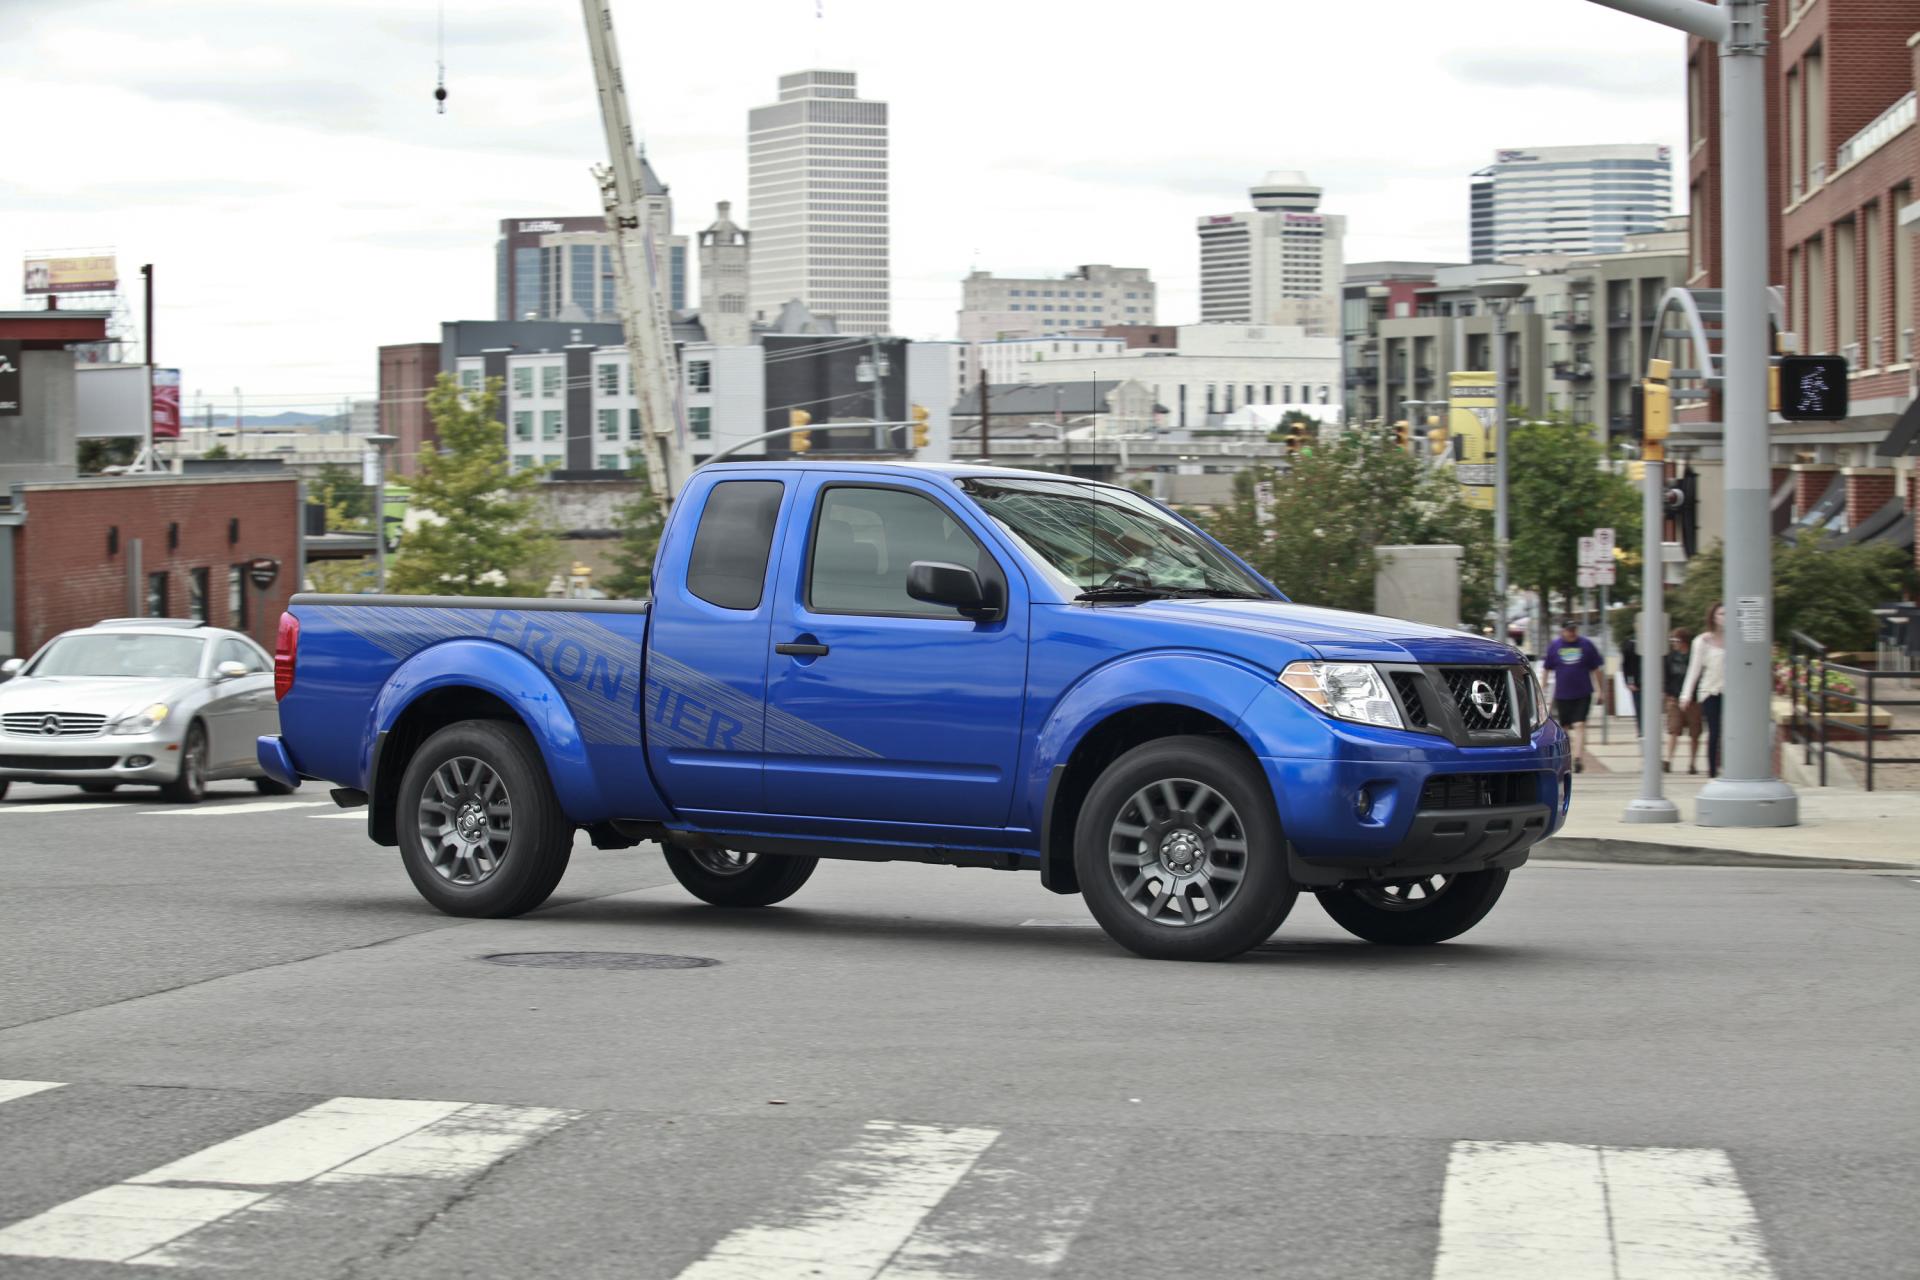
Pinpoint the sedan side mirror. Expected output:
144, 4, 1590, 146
0, 657, 22, 681
906, 561, 1002, 621
215, 660, 250, 680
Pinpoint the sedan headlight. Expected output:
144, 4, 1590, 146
111, 703, 171, 735
1279, 662, 1404, 730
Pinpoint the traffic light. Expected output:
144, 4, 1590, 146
1777, 355, 1850, 421
1664, 464, 1700, 557
910, 403, 930, 450
1641, 358, 1671, 462
1427, 423, 1450, 458
1286, 421, 1307, 454
788, 408, 812, 454
1394, 420, 1410, 450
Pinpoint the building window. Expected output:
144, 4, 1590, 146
511, 457, 533, 474
187, 568, 209, 622
540, 365, 563, 398
541, 453, 563, 469
227, 565, 247, 630
512, 411, 534, 442
146, 572, 168, 618
1895, 183, 1914, 363
1835, 218, 1857, 356
596, 452, 621, 471
688, 360, 712, 392
629, 409, 644, 439
511, 367, 533, 399
542, 410, 563, 441
598, 363, 620, 396
1863, 202, 1884, 365
459, 368, 481, 392
689, 407, 712, 441
598, 408, 620, 441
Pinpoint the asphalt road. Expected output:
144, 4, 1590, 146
0, 779, 1915, 1279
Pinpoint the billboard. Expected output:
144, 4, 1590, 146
151, 369, 181, 440
0, 341, 20, 417
23, 254, 118, 296
1448, 370, 1498, 512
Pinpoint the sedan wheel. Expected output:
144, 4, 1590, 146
159, 724, 208, 804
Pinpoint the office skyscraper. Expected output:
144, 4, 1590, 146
748, 70, 890, 335
1197, 173, 1345, 336
1470, 144, 1673, 263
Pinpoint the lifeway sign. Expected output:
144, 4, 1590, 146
0, 341, 21, 417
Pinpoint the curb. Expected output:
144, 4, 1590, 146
1534, 836, 1920, 872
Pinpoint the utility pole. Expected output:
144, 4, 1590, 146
1586, 0, 1796, 828
580, 0, 686, 508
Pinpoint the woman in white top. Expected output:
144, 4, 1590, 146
1678, 601, 1726, 777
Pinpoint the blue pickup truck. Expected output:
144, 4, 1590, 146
260, 462, 1568, 961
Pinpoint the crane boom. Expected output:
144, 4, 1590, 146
580, 0, 686, 505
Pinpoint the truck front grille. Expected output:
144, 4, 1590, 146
1391, 673, 1430, 729
1419, 772, 1541, 810
1442, 668, 1516, 734
3, 712, 108, 737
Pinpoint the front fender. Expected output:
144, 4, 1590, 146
369, 638, 605, 820
1021, 649, 1275, 833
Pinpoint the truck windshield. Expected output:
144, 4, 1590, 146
29, 633, 206, 679
957, 477, 1273, 599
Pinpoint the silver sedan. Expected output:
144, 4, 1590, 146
0, 620, 294, 804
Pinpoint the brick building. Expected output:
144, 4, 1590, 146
1688, 2, 1918, 573
376, 342, 441, 479
4, 476, 301, 659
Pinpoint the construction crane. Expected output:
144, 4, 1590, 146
580, 0, 687, 505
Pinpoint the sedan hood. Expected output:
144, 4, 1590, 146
0, 676, 203, 722
1123, 598, 1521, 665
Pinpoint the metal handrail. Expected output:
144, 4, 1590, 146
1786, 639, 1920, 791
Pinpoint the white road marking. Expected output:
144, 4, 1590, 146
148, 800, 331, 817
675, 1120, 1001, 1280
0, 1095, 577, 1266
1433, 1140, 1774, 1280
1016, 919, 1096, 928
0, 1080, 64, 1104
309, 810, 365, 820
0, 802, 158, 816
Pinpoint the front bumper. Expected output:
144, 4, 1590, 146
1256, 720, 1571, 887
0, 729, 185, 785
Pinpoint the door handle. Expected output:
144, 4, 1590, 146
775, 641, 830, 657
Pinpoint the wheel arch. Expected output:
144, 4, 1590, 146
365, 639, 598, 846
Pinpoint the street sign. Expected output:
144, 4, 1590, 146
1577, 567, 1597, 589
1578, 536, 1600, 567
1592, 564, 1616, 586
247, 557, 280, 590
1593, 527, 1615, 559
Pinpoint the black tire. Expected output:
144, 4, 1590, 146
1315, 869, 1509, 945
662, 846, 818, 907
253, 776, 298, 795
159, 723, 209, 804
0, 781, 9, 802
1073, 736, 1296, 961
396, 720, 573, 918
80, 783, 118, 795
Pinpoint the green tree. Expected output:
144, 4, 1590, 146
202, 443, 231, 460
1669, 536, 1914, 652
310, 462, 371, 529
600, 466, 665, 600
1199, 426, 1494, 624
386, 374, 556, 596
78, 437, 139, 472
1506, 413, 1641, 621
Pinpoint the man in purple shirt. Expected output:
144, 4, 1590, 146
1543, 619, 1604, 771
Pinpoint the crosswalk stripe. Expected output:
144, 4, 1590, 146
0, 1095, 576, 1266
1433, 1140, 1774, 1280
676, 1120, 1001, 1280
309, 810, 364, 820
0, 802, 156, 815
148, 800, 331, 817
0, 1080, 64, 1104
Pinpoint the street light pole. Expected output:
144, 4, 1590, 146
1476, 282, 1527, 646
365, 433, 398, 594
1585, 0, 1796, 828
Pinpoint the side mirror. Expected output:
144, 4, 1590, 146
0, 657, 22, 682
906, 561, 1002, 621
215, 660, 249, 681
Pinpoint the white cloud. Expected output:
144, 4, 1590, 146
0, 0, 1688, 413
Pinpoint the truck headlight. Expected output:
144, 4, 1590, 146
1279, 662, 1404, 730
111, 703, 170, 735
1526, 667, 1550, 730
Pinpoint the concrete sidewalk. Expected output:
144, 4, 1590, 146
1535, 714, 1920, 870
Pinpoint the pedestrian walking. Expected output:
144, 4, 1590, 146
1620, 625, 1642, 739
1678, 603, 1727, 777
1663, 627, 1703, 773
1543, 618, 1605, 772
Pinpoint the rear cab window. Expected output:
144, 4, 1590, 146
685, 480, 785, 610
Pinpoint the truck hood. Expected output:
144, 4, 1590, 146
1119, 598, 1521, 665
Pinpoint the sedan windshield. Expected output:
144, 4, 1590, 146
29, 633, 206, 679
958, 477, 1273, 599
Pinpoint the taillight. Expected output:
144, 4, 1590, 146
274, 612, 300, 700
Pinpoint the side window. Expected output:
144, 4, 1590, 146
685, 480, 784, 611
808, 487, 997, 618
216, 638, 266, 672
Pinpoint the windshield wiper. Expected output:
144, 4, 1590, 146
1074, 584, 1269, 603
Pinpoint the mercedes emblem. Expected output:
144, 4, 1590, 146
39, 714, 61, 736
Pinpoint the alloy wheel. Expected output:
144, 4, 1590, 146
688, 848, 759, 877
1106, 776, 1249, 927
1351, 874, 1454, 911
417, 756, 513, 886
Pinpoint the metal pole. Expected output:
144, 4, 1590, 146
1493, 310, 1510, 645
373, 447, 387, 594
1599, 580, 1610, 745
1695, 0, 1796, 826
1624, 455, 1678, 820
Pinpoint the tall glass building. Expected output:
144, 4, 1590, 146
1469, 144, 1673, 263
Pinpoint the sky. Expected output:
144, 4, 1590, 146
0, 0, 1690, 417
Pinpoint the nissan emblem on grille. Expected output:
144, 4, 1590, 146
1469, 680, 1499, 720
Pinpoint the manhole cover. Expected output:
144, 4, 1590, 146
481, 951, 719, 971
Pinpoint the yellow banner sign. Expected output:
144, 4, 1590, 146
1448, 371, 1498, 511
23, 255, 118, 296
